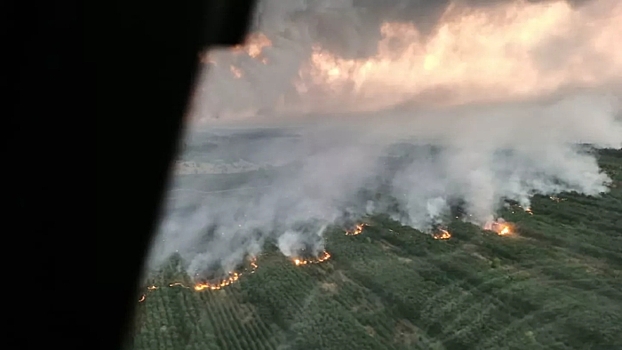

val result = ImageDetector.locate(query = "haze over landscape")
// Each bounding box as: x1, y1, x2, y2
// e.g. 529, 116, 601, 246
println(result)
152, 0, 621, 274
131, 1, 622, 349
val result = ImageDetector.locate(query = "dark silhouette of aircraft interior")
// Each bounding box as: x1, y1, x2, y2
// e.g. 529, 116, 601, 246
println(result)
96, 1, 258, 348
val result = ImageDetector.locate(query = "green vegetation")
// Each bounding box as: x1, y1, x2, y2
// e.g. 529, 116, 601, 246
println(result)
130, 149, 622, 350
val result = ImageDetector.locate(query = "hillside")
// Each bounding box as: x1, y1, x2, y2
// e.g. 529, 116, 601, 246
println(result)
129, 149, 622, 350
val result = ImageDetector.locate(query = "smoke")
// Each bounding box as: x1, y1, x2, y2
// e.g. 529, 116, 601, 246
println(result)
147, 0, 622, 276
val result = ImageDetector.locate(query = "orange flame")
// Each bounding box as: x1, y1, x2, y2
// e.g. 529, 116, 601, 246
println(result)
499, 226, 511, 235
292, 250, 331, 266
193, 272, 241, 291
345, 223, 367, 236
433, 229, 452, 240
485, 220, 514, 236
137, 258, 259, 301
250, 259, 258, 272
193, 257, 259, 291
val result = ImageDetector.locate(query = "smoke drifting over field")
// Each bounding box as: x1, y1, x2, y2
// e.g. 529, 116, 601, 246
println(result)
148, 0, 622, 276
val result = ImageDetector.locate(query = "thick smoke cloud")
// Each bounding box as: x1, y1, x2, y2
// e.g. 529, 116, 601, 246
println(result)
253, 0, 595, 59
147, 0, 622, 277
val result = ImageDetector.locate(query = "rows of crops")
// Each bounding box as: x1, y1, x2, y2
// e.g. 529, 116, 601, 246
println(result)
129, 149, 622, 350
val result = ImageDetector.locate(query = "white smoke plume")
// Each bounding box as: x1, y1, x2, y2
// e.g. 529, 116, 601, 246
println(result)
147, 0, 622, 276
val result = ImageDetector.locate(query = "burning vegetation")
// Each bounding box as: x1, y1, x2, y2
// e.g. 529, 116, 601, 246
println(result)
485, 220, 514, 236
193, 271, 243, 291
133, 145, 622, 350
432, 228, 452, 240
138, 257, 259, 302
345, 223, 367, 236
193, 257, 259, 291
292, 250, 331, 266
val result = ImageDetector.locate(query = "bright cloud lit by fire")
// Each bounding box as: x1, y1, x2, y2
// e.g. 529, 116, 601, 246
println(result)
297, 0, 622, 110
197, 0, 622, 118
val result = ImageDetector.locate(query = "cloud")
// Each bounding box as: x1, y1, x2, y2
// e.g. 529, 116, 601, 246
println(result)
146, 0, 622, 276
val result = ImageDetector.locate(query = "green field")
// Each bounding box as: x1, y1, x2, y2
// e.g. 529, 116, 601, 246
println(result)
129, 149, 622, 350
